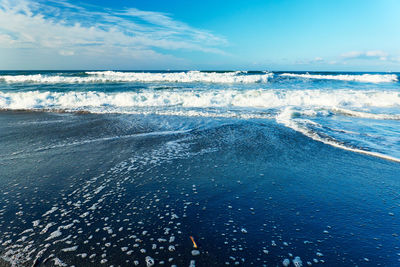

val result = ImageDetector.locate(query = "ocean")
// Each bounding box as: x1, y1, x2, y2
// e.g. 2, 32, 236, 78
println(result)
0, 71, 399, 266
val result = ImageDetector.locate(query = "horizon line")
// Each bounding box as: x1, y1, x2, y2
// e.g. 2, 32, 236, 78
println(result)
0, 69, 398, 73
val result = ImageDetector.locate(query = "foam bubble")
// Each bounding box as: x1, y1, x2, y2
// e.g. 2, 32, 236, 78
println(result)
45, 230, 62, 241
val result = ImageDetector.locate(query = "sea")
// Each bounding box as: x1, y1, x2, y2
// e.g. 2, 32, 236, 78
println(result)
0, 70, 399, 266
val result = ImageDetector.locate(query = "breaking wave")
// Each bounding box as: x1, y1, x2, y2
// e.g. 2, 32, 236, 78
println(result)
276, 107, 400, 163
331, 108, 400, 120
1, 89, 399, 112
280, 73, 398, 83
1, 71, 397, 84
0, 71, 273, 84
1, 85, 399, 162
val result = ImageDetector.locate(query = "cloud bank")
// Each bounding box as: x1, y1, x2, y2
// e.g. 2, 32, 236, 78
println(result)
0, 0, 227, 69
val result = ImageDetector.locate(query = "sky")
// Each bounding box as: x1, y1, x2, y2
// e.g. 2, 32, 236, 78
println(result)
0, 0, 400, 71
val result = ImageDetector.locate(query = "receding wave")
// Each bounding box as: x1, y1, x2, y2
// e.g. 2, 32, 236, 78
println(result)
0, 71, 273, 84
276, 108, 400, 163
332, 108, 400, 120
280, 73, 398, 83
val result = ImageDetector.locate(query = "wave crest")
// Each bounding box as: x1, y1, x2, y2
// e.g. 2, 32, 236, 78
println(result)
1, 89, 399, 113
1, 71, 397, 84
0, 71, 273, 84
280, 73, 398, 83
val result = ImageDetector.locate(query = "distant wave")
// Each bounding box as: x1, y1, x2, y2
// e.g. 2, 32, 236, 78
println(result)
280, 73, 398, 83
1, 89, 399, 114
1, 71, 397, 84
0, 71, 273, 84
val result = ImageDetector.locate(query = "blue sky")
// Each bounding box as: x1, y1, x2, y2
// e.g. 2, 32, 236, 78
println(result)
0, 0, 399, 70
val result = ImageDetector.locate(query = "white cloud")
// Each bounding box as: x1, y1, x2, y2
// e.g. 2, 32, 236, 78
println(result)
365, 50, 387, 57
0, 0, 227, 69
292, 50, 400, 67
341, 50, 389, 61
59, 50, 74, 56
0, 33, 15, 46
294, 57, 325, 65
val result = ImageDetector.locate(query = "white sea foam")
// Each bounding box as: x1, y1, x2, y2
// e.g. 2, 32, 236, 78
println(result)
61, 246, 78, 252
42, 206, 58, 217
280, 73, 398, 83
45, 230, 62, 241
332, 108, 400, 120
1, 71, 396, 84
0, 71, 273, 84
1, 87, 399, 161
0, 89, 398, 112
276, 107, 400, 163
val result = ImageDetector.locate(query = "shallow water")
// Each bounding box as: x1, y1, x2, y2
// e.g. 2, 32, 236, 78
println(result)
1, 70, 399, 161
0, 111, 399, 266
